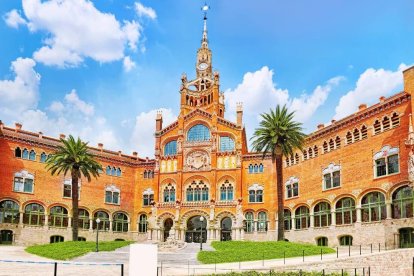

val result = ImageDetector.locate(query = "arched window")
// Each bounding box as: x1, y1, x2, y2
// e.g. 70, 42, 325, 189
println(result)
49, 206, 68, 228
259, 164, 264, 173
22, 148, 29, 159
245, 212, 254, 232
353, 128, 360, 142
202, 185, 209, 201
78, 209, 90, 229
220, 136, 235, 152
295, 153, 299, 164
106, 166, 111, 175
15, 147, 22, 158
105, 185, 120, 205
254, 164, 259, 173
335, 136, 341, 149
313, 145, 318, 157
374, 146, 399, 177
164, 140, 177, 156
219, 180, 233, 201
373, 120, 381, 134
163, 184, 176, 203
314, 202, 331, 227
286, 157, 290, 167
138, 214, 147, 233
29, 150, 36, 161
50, 235, 64, 243
257, 212, 268, 232
339, 235, 353, 246
317, 237, 328, 246
0, 200, 19, 224
187, 124, 210, 142
143, 170, 148, 178
285, 177, 299, 199
248, 184, 263, 203
323, 163, 341, 190
303, 150, 308, 160
391, 112, 400, 128
335, 197, 356, 225
186, 181, 208, 202
329, 139, 334, 151
113, 213, 128, 232
361, 192, 386, 222
361, 125, 368, 139
284, 209, 292, 231
143, 188, 154, 206
295, 206, 309, 230
346, 132, 352, 144
93, 211, 110, 231
13, 170, 34, 193
308, 147, 313, 158
40, 152, 47, 163
63, 179, 81, 198
392, 186, 414, 219
23, 203, 45, 226
248, 164, 253, 174
323, 141, 328, 153
116, 168, 122, 177
111, 167, 116, 176
382, 116, 390, 131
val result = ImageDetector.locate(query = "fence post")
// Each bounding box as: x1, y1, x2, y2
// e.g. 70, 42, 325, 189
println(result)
302, 250, 305, 262
354, 268, 357, 276
348, 245, 351, 256
54, 262, 57, 276
299, 269, 302, 276
341, 268, 344, 276
160, 261, 162, 276
322, 269, 325, 276
385, 242, 387, 250
363, 267, 365, 276
262, 252, 264, 266
121, 264, 124, 276
412, 257, 414, 276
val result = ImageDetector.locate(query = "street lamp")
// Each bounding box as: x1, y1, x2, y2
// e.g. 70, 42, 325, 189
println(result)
95, 218, 101, 252
199, 216, 204, 251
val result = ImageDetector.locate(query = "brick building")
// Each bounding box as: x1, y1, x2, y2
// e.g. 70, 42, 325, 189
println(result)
1, 14, 414, 248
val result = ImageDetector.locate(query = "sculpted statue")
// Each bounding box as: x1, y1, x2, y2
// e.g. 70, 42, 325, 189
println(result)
409, 150, 414, 181
235, 203, 246, 228
148, 212, 157, 229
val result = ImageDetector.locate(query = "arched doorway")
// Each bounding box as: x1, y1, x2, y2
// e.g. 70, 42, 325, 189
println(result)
220, 217, 232, 241
185, 216, 207, 243
0, 230, 13, 244
399, 227, 414, 248
163, 218, 174, 242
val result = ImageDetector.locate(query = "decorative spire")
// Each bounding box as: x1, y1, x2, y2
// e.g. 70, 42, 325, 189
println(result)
201, 3, 209, 48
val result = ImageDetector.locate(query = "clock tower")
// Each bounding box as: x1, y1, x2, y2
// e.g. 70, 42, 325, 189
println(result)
196, 14, 213, 79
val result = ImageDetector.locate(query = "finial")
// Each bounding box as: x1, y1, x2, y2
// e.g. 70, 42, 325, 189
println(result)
201, 3, 210, 47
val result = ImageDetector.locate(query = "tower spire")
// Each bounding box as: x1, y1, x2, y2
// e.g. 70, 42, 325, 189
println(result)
201, 3, 209, 48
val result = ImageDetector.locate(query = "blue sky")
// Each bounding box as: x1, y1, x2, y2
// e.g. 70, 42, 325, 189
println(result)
0, 0, 413, 157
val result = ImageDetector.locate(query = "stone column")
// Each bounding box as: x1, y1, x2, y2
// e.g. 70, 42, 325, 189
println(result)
44, 211, 49, 228
19, 212, 23, 226
331, 210, 336, 226
254, 220, 258, 234
291, 215, 296, 230
109, 219, 113, 232
386, 200, 392, 219
309, 212, 314, 228
68, 216, 72, 228
181, 229, 185, 241
89, 219, 93, 231
241, 228, 245, 240
156, 229, 160, 241
356, 205, 362, 223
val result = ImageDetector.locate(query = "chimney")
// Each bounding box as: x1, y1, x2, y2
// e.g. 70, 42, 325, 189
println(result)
317, 123, 324, 130
15, 123, 22, 132
379, 96, 386, 103
59, 134, 66, 139
98, 143, 103, 151
155, 111, 163, 131
236, 102, 243, 127
132, 152, 138, 158
38, 132, 43, 138
146, 157, 149, 162
358, 104, 367, 111
118, 151, 122, 156
0, 120, 4, 130
331, 119, 336, 124
403, 66, 414, 94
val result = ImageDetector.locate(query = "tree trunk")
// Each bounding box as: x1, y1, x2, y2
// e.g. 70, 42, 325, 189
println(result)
275, 153, 285, 241
71, 170, 79, 241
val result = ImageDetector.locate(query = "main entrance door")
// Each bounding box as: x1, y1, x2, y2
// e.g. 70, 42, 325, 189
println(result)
220, 217, 232, 241
0, 230, 13, 244
163, 218, 173, 242
399, 227, 414, 248
185, 216, 207, 243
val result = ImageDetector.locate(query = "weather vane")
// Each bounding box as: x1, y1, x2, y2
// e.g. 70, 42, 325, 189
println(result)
202, 2, 210, 19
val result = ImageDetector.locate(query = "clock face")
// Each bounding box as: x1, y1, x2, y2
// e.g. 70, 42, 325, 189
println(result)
198, 62, 208, 70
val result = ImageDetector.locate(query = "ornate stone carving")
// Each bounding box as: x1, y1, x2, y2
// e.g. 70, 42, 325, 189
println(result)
328, 194, 336, 202
185, 150, 210, 171
352, 189, 362, 196
381, 182, 390, 191
235, 203, 245, 228
306, 199, 314, 206
409, 150, 414, 182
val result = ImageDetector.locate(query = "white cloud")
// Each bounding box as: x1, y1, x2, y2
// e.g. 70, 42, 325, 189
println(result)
49, 101, 64, 113
135, 2, 157, 20
3, 9, 27, 28
130, 108, 176, 157
334, 64, 407, 120
0, 58, 40, 121
225, 66, 342, 143
64, 89, 94, 116
11, 0, 145, 67
123, 56, 136, 72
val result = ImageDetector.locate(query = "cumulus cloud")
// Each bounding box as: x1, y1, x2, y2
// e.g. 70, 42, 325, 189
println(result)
130, 108, 176, 157
0, 57, 40, 121
3, 9, 27, 28
64, 89, 94, 116
225, 66, 342, 140
6, 0, 148, 68
135, 2, 157, 20
333, 64, 408, 120
123, 56, 136, 72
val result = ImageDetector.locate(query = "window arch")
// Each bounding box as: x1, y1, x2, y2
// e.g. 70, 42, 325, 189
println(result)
361, 192, 386, 222
361, 125, 368, 139
335, 136, 341, 148
116, 168, 122, 177
374, 146, 399, 177
323, 141, 328, 153
317, 237, 328, 246
106, 166, 111, 175
220, 136, 235, 152
143, 188, 154, 206
339, 235, 353, 246
40, 152, 47, 163
346, 132, 352, 144
259, 163, 264, 172
187, 124, 210, 141
323, 163, 341, 190
78, 209, 90, 229
248, 164, 253, 173
93, 211, 110, 230
105, 185, 120, 205
329, 139, 334, 151
163, 184, 176, 203
219, 180, 233, 201
29, 150, 36, 161
13, 170, 34, 193
335, 197, 356, 225
382, 116, 390, 131
373, 120, 381, 134
15, 147, 22, 158
295, 206, 309, 230
284, 209, 292, 231
248, 184, 263, 203
314, 202, 331, 227
186, 181, 209, 202
313, 145, 318, 157
113, 212, 128, 232
0, 200, 19, 224
257, 211, 268, 232
111, 167, 116, 176
164, 140, 177, 156
245, 212, 254, 232
23, 203, 45, 226
22, 148, 29, 159
391, 112, 400, 127
353, 128, 360, 142
392, 186, 413, 219
138, 214, 147, 233
285, 177, 299, 199
49, 206, 68, 227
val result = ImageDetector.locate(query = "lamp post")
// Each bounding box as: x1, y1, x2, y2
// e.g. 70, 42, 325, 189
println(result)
199, 216, 204, 251
95, 218, 101, 252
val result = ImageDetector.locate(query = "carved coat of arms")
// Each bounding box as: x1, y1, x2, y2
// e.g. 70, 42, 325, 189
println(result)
186, 151, 210, 170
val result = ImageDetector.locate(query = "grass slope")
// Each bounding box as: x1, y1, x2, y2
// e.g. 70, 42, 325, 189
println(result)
198, 241, 335, 264
25, 240, 133, 260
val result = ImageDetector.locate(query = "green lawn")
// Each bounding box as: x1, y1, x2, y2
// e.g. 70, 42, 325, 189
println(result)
25, 240, 133, 260
198, 241, 335, 264
204, 272, 344, 276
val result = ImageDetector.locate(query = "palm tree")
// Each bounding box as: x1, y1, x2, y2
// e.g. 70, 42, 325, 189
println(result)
46, 135, 102, 241
251, 105, 306, 241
